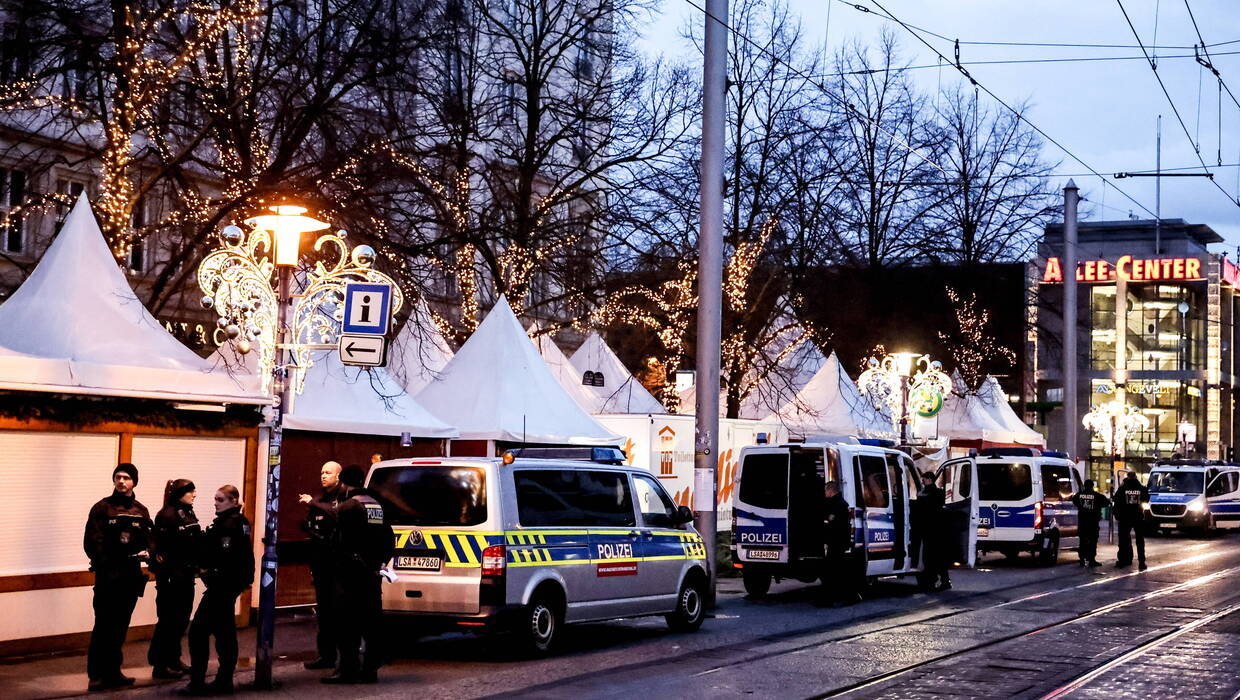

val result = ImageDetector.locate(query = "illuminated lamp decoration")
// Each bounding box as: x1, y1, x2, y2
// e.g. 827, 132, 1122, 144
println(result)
1081, 400, 1149, 457
859, 352, 951, 443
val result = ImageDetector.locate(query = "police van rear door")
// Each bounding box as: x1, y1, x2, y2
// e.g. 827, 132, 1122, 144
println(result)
734, 448, 791, 564
940, 458, 979, 568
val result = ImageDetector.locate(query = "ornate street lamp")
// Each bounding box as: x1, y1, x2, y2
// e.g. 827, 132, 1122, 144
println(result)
859, 351, 951, 445
197, 204, 403, 689
1082, 399, 1149, 474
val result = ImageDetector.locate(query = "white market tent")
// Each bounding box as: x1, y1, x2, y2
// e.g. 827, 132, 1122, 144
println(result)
677, 337, 826, 420
0, 194, 266, 404
387, 298, 455, 395
529, 323, 604, 413
569, 331, 666, 415
769, 351, 894, 438
977, 376, 1045, 446
935, 372, 1017, 445
416, 296, 621, 445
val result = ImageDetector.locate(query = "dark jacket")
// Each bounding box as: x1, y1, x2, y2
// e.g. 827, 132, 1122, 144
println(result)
823, 492, 851, 551
84, 491, 153, 587
333, 488, 395, 572
916, 483, 946, 529
1112, 478, 1149, 522
303, 485, 347, 565
1071, 490, 1110, 525
200, 507, 255, 594
150, 503, 201, 579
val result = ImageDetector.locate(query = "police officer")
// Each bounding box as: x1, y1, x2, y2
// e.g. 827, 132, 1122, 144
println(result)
1070, 479, 1109, 568
148, 479, 201, 679
917, 471, 950, 591
323, 466, 394, 684
1113, 471, 1149, 571
186, 486, 254, 696
298, 461, 346, 671
84, 462, 153, 691
819, 480, 859, 606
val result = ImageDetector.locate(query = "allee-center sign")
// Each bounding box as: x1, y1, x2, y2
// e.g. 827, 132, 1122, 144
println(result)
1041, 255, 1203, 283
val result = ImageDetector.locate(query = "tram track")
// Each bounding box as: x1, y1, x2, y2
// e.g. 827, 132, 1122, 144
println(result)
814, 566, 1240, 698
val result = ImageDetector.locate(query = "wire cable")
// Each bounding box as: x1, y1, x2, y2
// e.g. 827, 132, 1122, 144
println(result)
854, 0, 1159, 219
1115, 0, 1237, 207
1183, 1, 1240, 113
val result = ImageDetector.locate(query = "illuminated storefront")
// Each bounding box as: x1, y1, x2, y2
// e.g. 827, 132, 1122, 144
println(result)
1031, 219, 1238, 487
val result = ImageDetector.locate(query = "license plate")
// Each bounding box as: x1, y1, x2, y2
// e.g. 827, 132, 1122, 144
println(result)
394, 556, 441, 571
745, 548, 781, 560
977, 528, 990, 538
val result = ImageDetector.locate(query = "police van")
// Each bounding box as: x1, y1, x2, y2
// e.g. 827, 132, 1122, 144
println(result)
365, 453, 709, 654
731, 438, 979, 596
1147, 461, 1240, 534
951, 449, 1081, 564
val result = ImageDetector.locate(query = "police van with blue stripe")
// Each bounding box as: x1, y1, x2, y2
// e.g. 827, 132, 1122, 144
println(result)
365, 450, 708, 653
732, 438, 979, 596
962, 448, 1082, 564
1147, 461, 1240, 534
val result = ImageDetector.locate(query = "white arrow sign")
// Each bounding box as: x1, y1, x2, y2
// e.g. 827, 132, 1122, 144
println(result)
339, 333, 387, 367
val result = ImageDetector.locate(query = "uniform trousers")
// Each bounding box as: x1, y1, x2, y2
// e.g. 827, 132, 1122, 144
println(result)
188, 588, 241, 684
88, 576, 142, 681
148, 575, 195, 668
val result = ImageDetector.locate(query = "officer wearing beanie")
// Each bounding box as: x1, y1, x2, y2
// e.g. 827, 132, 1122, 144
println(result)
84, 463, 153, 691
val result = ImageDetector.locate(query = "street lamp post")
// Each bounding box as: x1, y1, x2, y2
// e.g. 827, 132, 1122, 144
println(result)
198, 204, 402, 690
859, 352, 951, 445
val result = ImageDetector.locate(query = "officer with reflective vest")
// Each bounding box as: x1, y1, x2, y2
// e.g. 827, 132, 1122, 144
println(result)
185, 485, 254, 696
322, 466, 394, 684
1070, 479, 1109, 568
298, 461, 347, 671
84, 462, 153, 692
1113, 472, 1149, 571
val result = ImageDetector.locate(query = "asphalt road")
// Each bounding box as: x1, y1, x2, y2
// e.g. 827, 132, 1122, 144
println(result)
6, 530, 1239, 700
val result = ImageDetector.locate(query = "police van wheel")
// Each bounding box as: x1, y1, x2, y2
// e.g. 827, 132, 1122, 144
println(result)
520, 593, 562, 655
1038, 534, 1060, 566
742, 569, 771, 598
666, 576, 706, 632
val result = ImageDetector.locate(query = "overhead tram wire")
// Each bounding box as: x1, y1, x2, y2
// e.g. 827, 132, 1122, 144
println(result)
678, 0, 949, 176
1114, 0, 1237, 207
852, 0, 1159, 220
814, 49, 1240, 81
1183, 1, 1240, 116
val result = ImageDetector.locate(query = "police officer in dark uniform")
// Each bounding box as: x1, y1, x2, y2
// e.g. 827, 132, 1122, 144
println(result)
819, 480, 859, 606
298, 461, 346, 671
1113, 472, 1149, 570
84, 462, 153, 691
322, 466, 394, 684
148, 479, 201, 678
917, 471, 950, 591
186, 485, 254, 696
1070, 479, 1109, 568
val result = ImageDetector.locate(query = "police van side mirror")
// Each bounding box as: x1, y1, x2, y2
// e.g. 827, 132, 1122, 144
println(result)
674, 505, 694, 525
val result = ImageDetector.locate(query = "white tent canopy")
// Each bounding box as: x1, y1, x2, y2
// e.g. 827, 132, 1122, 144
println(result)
388, 298, 455, 395
569, 331, 666, 415
416, 296, 621, 444
769, 352, 894, 438
935, 372, 1016, 444
0, 194, 266, 404
977, 376, 1045, 446
678, 337, 826, 420
207, 344, 455, 438
529, 323, 603, 413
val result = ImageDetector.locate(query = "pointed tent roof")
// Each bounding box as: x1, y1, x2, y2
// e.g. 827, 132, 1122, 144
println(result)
0, 194, 266, 403
769, 352, 894, 438
740, 338, 828, 419
977, 377, 1045, 446
388, 299, 455, 395
935, 372, 1016, 444
529, 323, 603, 413
416, 296, 621, 444
206, 344, 455, 437
570, 331, 666, 414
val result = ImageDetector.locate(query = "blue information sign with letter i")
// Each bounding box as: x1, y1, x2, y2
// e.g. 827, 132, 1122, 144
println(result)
342, 282, 392, 335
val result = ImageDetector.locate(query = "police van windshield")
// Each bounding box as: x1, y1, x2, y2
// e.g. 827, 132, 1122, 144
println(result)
1147, 471, 1204, 494
977, 462, 1033, 501
368, 466, 487, 526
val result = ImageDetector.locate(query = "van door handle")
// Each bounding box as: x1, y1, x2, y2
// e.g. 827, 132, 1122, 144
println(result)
628, 530, 641, 539
641, 530, 654, 539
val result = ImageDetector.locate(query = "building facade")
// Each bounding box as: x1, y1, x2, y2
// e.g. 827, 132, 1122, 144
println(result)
1032, 218, 1240, 487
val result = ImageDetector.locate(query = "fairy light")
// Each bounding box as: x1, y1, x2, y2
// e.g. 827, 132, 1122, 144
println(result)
1083, 399, 1149, 457
939, 286, 1016, 393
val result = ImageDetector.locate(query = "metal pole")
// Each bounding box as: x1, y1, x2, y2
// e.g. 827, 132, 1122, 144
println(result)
899, 375, 910, 446
695, 0, 727, 608
1063, 180, 1079, 460
253, 266, 291, 689
1155, 115, 1162, 255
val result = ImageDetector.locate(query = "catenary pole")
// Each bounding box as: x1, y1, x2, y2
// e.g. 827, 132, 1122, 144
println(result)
1063, 180, 1079, 461
695, 0, 727, 608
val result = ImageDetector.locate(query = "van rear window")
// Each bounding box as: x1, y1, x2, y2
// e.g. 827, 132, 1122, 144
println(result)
977, 462, 1033, 502
738, 454, 789, 510
368, 466, 487, 526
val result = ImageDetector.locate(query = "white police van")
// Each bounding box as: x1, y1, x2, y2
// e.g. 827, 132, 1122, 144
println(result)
950, 448, 1082, 564
365, 451, 709, 654
1147, 461, 1240, 534
732, 438, 978, 596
